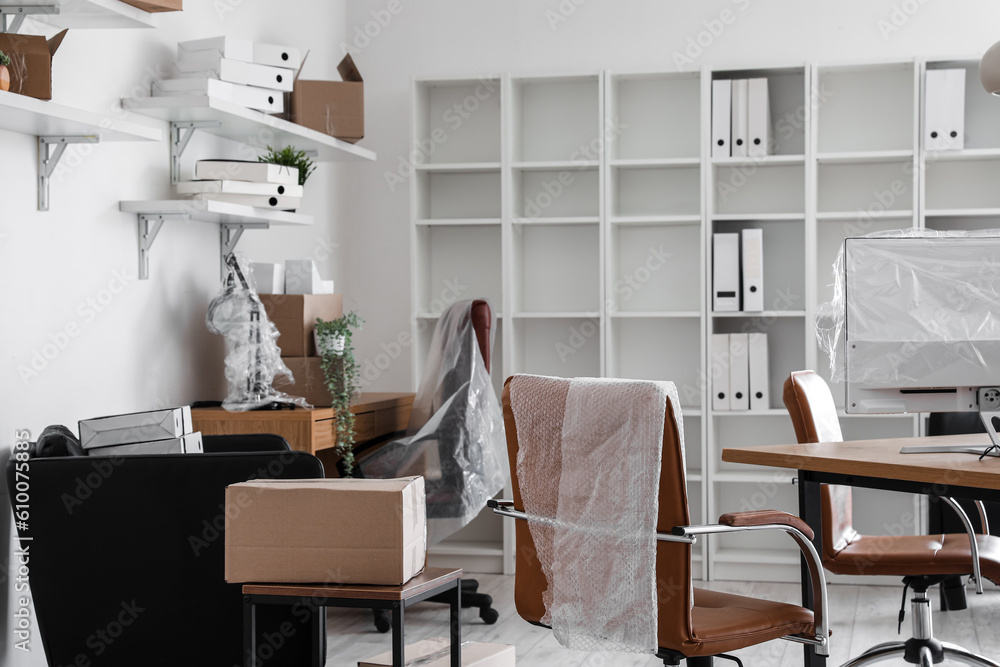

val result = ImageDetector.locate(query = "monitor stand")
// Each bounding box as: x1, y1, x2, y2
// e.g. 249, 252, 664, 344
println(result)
900, 388, 1000, 458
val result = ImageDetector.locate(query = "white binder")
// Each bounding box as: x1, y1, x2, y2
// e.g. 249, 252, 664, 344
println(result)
712, 334, 731, 412
712, 79, 732, 158
945, 68, 966, 150
925, 69, 965, 151
729, 333, 750, 411
178, 36, 302, 69
713, 233, 740, 311
748, 333, 770, 411
741, 228, 764, 312
747, 78, 771, 157
174, 54, 295, 93
731, 79, 749, 158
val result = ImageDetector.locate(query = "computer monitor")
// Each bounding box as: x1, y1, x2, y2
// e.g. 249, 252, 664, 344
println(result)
840, 233, 1000, 453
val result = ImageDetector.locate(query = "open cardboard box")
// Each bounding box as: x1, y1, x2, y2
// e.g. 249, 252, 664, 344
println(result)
287, 53, 364, 143
0, 30, 67, 100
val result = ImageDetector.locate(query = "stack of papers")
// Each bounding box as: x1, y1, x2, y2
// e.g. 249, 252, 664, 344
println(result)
150, 36, 302, 114
178, 159, 303, 210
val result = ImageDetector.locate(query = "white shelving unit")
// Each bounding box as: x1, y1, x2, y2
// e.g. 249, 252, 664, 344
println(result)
0, 0, 157, 31
411, 57, 995, 581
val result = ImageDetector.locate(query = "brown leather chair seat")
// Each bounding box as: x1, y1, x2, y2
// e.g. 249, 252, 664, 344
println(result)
827, 532, 1000, 580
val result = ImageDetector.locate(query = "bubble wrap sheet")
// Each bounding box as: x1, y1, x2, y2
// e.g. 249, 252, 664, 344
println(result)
509, 374, 684, 654
816, 228, 1000, 386
358, 300, 507, 544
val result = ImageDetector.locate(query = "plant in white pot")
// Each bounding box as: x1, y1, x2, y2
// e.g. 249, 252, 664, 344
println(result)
314, 311, 363, 476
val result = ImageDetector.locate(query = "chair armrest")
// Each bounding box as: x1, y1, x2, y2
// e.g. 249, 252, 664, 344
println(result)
718, 510, 815, 541
939, 496, 985, 594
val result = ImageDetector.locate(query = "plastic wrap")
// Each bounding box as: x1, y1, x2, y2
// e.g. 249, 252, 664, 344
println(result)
358, 300, 506, 544
508, 374, 682, 655
206, 255, 310, 411
817, 228, 1000, 387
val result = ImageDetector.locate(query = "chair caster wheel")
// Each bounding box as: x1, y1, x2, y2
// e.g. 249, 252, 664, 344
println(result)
480, 607, 499, 624
374, 614, 392, 633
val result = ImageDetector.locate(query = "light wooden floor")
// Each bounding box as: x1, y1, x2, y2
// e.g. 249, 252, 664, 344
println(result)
324, 576, 1000, 666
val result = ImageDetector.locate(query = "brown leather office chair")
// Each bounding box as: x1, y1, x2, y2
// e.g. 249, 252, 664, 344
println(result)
491, 375, 830, 666
783, 370, 1000, 667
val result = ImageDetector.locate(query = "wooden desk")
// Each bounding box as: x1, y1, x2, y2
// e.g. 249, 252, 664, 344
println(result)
243, 567, 462, 667
192, 392, 415, 458
722, 433, 1000, 667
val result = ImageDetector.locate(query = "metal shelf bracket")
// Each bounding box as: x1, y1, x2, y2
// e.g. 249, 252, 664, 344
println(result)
1, 5, 59, 33
220, 222, 268, 278
171, 121, 222, 184
38, 135, 99, 211
138, 213, 187, 280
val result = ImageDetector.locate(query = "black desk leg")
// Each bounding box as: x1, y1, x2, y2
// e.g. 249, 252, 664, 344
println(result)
244, 596, 256, 667
311, 604, 324, 667
798, 473, 826, 667
451, 580, 462, 667
392, 602, 405, 667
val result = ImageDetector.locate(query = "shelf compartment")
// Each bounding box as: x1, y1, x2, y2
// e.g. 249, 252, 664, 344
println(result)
415, 225, 502, 315
416, 169, 501, 220
610, 223, 701, 312
511, 75, 600, 163
511, 316, 601, 379
413, 78, 501, 164
926, 61, 1000, 151
816, 61, 915, 153
123, 95, 375, 162
608, 317, 702, 409
513, 167, 599, 220
0, 90, 162, 141
2, 0, 157, 29
512, 223, 600, 313
713, 417, 799, 474
925, 158, 1000, 210
712, 164, 804, 216
712, 317, 805, 411
609, 71, 701, 161
817, 159, 914, 215
711, 67, 807, 156
610, 164, 700, 218
711, 219, 806, 312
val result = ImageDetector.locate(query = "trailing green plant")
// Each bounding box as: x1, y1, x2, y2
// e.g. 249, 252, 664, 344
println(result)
258, 145, 316, 186
0, 51, 9, 67
315, 311, 364, 476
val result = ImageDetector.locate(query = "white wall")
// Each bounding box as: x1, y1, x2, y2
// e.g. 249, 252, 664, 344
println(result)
345, 0, 1000, 395
0, 2, 349, 665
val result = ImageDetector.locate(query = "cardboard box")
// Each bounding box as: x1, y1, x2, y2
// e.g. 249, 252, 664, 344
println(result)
289, 54, 364, 143
258, 294, 343, 357
273, 357, 332, 406
119, 0, 182, 12
87, 432, 203, 457
225, 477, 426, 585
359, 639, 515, 667
0, 30, 67, 101
79, 406, 193, 450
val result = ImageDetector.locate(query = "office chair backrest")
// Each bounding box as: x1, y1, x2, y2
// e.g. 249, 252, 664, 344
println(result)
501, 376, 694, 648
783, 370, 856, 561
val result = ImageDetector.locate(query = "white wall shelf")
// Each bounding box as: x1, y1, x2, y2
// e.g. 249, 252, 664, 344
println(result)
816, 149, 914, 164
124, 96, 376, 163
512, 216, 599, 225
415, 162, 502, 172
610, 311, 701, 318
610, 214, 701, 225
711, 155, 806, 166
0, 0, 157, 31
710, 213, 804, 221
415, 218, 502, 226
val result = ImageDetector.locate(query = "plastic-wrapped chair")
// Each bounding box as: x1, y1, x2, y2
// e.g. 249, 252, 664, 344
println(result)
358, 299, 506, 631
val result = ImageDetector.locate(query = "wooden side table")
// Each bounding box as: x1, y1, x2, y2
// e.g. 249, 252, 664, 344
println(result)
242, 567, 462, 667
192, 392, 415, 458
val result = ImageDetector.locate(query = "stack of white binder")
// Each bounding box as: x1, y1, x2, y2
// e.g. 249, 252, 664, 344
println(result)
150, 36, 302, 115
177, 160, 302, 210
711, 77, 771, 158
79, 406, 203, 456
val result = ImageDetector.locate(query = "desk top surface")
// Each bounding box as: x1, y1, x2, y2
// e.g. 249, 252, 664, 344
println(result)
192, 392, 415, 420
242, 567, 462, 601
722, 433, 1000, 491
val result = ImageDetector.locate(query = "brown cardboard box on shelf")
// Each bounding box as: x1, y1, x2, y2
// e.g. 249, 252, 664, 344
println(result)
289, 54, 363, 143
259, 294, 343, 357
273, 357, 330, 406
118, 0, 182, 11
359, 638, 515, 667
225, 477, 426, 585
0, 30, 67, 100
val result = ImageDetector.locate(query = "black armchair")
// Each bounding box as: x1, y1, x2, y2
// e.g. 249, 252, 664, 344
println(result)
6, 434, 327, 667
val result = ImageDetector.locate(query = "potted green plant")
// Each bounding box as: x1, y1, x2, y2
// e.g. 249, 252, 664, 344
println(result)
315, 311, 364, 476
0, 50, 10, 93
258, 145, 316, 186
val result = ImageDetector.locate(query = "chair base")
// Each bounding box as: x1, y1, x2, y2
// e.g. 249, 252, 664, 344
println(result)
657, 650, 744, 666
839, 640, 999, 667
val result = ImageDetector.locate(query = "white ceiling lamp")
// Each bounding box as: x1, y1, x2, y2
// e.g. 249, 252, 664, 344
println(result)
980, 39, 1000, 94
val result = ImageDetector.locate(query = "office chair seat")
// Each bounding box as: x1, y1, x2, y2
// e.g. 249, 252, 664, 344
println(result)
683, 588, 815, 656
826, 532, 1000, 580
